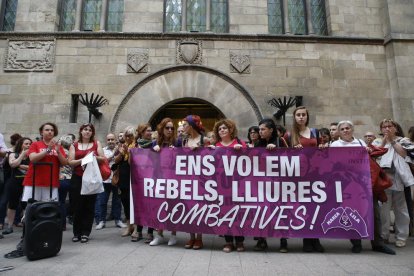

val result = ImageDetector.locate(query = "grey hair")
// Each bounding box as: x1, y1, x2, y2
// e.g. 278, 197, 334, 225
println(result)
337, 120, 354, 131
124, 126, 136, 136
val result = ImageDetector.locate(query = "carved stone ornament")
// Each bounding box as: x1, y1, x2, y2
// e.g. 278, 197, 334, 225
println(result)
230, 52, 251, 74
4, 40, 55, 72
176, 39, 202, 65
127, 48, 149, 73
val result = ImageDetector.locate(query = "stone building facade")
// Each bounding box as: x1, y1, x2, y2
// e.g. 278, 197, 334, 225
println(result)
0, 0, 413, 141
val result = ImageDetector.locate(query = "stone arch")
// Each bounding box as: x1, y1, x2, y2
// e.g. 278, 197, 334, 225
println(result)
110, 65, 263, 135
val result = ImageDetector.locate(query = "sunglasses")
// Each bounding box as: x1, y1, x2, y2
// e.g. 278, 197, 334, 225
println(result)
165, 126, 174, 130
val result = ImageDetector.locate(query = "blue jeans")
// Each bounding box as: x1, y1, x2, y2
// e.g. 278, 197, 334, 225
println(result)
95, 182, 121, 223
58, 179, 71, 226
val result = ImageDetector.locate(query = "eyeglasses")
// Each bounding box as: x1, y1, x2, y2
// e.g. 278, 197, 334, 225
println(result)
364, 135, 374, 138
250, 132, 258, 134
165, 126, 174, 130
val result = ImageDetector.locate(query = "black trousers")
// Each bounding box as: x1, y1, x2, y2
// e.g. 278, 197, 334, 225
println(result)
225, 235, 244, 243
70, 174, 97, 237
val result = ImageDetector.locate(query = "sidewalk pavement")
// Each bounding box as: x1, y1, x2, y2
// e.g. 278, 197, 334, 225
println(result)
1, 223, 414, 276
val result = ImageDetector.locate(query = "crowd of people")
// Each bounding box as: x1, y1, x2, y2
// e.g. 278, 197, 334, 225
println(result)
1, 106, 414, 257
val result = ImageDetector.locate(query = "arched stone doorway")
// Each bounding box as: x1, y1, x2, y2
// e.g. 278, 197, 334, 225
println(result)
110, 65, 263, 137
149, 98, 225, 131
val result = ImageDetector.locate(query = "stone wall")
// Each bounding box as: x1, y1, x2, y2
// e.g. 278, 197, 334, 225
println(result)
327, 0, 384, 38
14, 0, 58, 32
0, 35, 391, 140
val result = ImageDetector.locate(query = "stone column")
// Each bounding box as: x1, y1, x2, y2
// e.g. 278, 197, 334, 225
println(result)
99, 0, 109, 31
206, 0, 211, 32
283, 0, 290, 34
73, 0, 83, 31
305, 0, 314, 34
181, 0, 187, 31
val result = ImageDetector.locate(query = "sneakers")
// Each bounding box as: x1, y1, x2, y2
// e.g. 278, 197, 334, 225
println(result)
95, 221, 105, 230
395, 240, 406, 248
279, 238, 288, 253
149, 235, 165, 246
168, 235, 177, 246
2, 228, 13, 235
115, 220, 127, 228
236, 242, 245, 252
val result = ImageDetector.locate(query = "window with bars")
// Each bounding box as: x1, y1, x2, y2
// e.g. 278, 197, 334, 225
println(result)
164, 0, 228, 33
268, 0, 327, 35
59, 0, 123, 31
1, 0, 18, 31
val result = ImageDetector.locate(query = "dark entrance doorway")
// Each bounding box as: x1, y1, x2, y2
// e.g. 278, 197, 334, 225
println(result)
149, 98, 225, 132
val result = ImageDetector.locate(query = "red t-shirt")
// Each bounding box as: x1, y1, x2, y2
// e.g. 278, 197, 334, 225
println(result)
23, 141, 66, 188
299, 136, 318, 148
216, 139, 247, 148
73, 141, 98, 177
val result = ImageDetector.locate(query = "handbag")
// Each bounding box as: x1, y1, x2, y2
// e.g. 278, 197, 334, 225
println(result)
369, 158, 392, 202
81, 155, 104, 195
99, 158, 111, 181
111, 167, 120, 187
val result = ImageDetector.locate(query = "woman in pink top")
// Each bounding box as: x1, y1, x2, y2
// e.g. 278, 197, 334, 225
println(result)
213, 119, 246, 253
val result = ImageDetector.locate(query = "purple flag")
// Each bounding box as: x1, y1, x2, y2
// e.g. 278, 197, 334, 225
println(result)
130, 147, 373, 239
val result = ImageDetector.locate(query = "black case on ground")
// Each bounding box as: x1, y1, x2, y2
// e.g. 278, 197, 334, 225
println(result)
24, 162, 62, 261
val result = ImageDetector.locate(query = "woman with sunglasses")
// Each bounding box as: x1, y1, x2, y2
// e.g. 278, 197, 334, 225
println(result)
212, 119, 247, 253
68, 123, 105, 243
150, 118, 180, 246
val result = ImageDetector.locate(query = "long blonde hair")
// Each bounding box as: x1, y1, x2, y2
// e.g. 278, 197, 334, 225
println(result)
291, 106, 309, 146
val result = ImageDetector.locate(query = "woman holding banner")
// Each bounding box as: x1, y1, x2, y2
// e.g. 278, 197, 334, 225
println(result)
134, 123, 155, 243
182, 115, 207, 250
331, 120, 395, 255
291, 106, 325, 253
68, 123, 105, 243
256, 118, 289, 252
213, 119, 247, 253
150, 118, 180, 246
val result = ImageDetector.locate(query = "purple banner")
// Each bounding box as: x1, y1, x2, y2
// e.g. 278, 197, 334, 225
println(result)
130, 147, 373, 239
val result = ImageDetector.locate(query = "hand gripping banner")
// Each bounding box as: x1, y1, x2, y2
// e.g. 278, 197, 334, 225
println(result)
130, 147, 373, 239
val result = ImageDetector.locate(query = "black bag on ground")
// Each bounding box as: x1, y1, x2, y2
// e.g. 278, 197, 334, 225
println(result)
24, 162, 62, 261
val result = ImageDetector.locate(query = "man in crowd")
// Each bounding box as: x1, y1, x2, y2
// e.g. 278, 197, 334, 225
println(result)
95, 133, 126, 229
364, 132, 376, 146
329, 122, 339, 143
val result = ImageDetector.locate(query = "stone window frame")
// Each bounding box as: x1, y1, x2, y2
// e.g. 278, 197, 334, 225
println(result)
58, 0, 123, 32
163, 0, 229, 33
0, 0, 18, 31
268, 0, 328, 36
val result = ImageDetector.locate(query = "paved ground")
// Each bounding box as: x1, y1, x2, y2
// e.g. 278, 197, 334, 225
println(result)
1, 223, 414, 276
